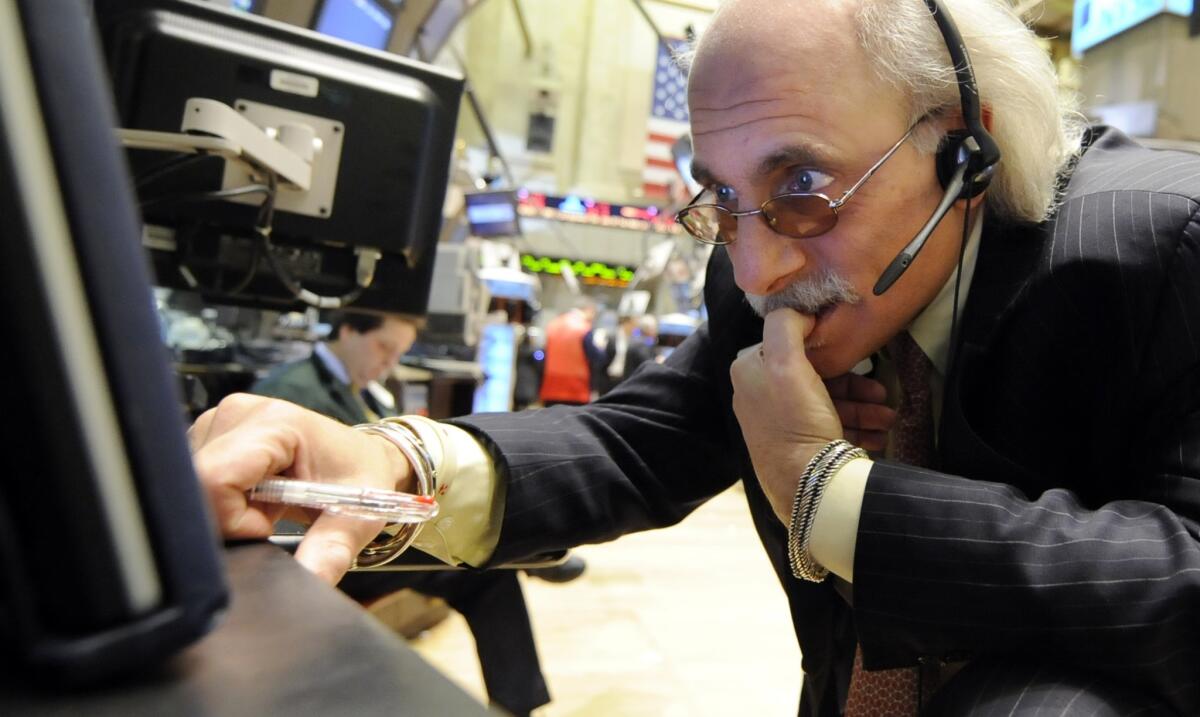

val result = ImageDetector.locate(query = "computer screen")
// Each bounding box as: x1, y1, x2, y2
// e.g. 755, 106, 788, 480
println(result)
313, 0, 397, 51
0, 0, 226, 684
472, 322, 517, 413
1072, 0, 1194, 54
97, 0, 462, 316
465, 190, 521, 238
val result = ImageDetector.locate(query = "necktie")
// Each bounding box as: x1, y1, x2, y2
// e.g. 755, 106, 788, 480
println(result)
350, 383, 381, 423
842, 331, 933, 717
886, 330, 936, 468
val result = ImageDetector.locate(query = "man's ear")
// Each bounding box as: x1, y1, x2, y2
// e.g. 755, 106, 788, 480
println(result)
931, 104, 993, 134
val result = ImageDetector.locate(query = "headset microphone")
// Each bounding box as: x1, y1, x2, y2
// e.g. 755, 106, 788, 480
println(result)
871, 0, 1001, 296
873, 157, 969, 295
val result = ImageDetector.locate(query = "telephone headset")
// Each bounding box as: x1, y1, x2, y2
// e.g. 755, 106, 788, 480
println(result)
872, 0, 1002, 296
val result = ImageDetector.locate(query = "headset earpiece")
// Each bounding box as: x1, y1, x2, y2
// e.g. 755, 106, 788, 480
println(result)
872, 0, 1002, 295
936, 129, 994, 200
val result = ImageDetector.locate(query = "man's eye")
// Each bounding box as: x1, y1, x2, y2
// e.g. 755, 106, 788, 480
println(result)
713, 185, 737, 207
784, 169, 834, 194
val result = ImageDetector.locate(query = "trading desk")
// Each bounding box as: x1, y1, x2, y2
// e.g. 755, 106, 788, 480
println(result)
0, 543, 493, 716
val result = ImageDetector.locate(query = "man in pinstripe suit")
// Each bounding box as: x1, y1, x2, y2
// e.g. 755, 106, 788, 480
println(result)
191, 0, 1200, 714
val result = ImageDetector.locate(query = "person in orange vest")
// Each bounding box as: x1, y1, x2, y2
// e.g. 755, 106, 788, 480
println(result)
538, 297, 598, 406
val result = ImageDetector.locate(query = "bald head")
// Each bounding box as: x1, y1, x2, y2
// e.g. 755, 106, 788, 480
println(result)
691, 0, 900, 131
686, 0, 906, 191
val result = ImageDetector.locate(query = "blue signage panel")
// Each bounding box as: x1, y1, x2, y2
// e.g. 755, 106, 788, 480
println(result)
1073, 0, 1194, 54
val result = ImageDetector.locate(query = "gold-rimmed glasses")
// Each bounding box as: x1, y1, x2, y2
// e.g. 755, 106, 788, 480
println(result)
675, 124, 918, 245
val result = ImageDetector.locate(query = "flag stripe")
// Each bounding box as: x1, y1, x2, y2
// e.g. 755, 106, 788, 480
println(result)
643, 166, 679, 186
644, 38, 691, 200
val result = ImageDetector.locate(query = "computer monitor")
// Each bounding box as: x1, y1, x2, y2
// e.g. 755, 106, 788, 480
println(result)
0, 0, 226, 685
465, 189, 521, 238
313, 0, 400, 51
96, 0, 463, 316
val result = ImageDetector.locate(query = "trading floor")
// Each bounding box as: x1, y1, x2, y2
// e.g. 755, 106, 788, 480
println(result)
410, 486, 802, 717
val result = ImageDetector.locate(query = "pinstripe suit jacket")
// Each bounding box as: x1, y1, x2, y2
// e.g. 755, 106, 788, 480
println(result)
453, 127, 1200, 716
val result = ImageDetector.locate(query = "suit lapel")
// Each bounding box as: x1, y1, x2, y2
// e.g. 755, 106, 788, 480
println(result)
939, 215, 1046, 482
308, 353, 367, 425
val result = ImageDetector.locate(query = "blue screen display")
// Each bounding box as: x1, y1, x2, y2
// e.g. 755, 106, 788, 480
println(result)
1073, 0, 1194, 54
315, 0, 395, 51
473, 323, 517, 414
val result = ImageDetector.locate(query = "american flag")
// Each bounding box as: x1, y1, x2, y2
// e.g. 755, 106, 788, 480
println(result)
643, 38, 690, 201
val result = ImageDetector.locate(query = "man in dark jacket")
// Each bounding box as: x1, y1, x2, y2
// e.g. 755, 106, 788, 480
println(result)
193, 1, 1200, 713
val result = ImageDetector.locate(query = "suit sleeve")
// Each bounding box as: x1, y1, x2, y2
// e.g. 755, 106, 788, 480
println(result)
851, 206, 1200, 714
448, 321, 741, 566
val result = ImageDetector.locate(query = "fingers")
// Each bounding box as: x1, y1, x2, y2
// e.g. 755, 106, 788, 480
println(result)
827, 373, 894, 452
825, 373, 887, 404
188, 406, 217, 453
832, 399, 896, 434
843, 428, 889, 452
294, 512, 386, 585
191, 412, 302, 538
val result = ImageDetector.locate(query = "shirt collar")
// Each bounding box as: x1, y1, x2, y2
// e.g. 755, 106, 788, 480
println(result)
907, 210, 984, 376
313, 341, 351, 386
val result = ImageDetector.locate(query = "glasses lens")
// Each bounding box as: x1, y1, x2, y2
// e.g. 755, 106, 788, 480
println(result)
764, 194, 838, 238
679, 205, 736, 245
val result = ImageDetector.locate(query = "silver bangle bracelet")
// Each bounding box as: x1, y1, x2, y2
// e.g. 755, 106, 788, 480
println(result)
372, 419, 439, 496
787, 439, 867, 583
350, 421, 439, 568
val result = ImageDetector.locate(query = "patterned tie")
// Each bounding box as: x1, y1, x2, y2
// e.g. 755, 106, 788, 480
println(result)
886, 330, 936, 468
350, 383, 381, 423
842, 331, 932, 717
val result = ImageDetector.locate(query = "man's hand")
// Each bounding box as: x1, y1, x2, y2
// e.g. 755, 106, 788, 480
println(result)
189, 394, 412, 584
824, 373, 895, 452
730, 309, 844, 523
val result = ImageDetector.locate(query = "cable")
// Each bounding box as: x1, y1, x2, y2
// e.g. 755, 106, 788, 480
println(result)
254, 171, 368, 309
173, 220, 260, 296
140, 183, 271, 210
146, 167, 373, 308
135, 151, 222, 189
947, 193, 973, 373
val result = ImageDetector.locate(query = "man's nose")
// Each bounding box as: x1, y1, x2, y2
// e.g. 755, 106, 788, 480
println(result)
727, 212, 809, 296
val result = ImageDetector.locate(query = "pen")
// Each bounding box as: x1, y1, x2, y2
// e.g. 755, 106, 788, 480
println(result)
248, 478, 438, 523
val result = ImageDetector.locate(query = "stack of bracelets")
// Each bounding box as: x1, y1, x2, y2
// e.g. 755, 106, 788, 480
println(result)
351, 417, 439, 568
787, 439, 867, 583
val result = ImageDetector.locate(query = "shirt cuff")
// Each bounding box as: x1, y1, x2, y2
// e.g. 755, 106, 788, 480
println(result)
399, 416, 504, 567
808, 456, 872, 582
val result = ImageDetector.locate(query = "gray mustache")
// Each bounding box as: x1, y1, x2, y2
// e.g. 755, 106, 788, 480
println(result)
745, 270, 861, 317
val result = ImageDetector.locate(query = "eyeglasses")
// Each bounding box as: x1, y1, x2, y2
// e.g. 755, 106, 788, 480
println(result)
674, 124, 917, 246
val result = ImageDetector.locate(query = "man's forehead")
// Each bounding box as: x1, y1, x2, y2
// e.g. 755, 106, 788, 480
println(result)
690, 133, 840, 186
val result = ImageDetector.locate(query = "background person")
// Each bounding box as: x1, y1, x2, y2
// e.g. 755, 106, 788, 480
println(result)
538, 297, 598, 406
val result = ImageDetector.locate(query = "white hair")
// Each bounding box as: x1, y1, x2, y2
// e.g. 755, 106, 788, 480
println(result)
681, 0, 1086, 224
854, 0, 1086, 224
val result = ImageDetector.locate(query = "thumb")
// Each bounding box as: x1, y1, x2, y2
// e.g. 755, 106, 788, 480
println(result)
761, 308, 817, 364
294, 512, 386, 585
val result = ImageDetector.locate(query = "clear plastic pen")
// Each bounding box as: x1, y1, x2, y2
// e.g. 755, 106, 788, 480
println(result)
248, 478, 438, 523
